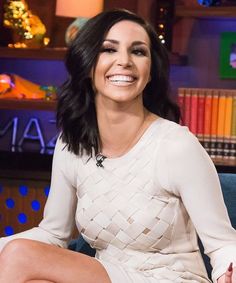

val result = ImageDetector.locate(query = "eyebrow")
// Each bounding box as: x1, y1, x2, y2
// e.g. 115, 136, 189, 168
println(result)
103, 39, 149, 47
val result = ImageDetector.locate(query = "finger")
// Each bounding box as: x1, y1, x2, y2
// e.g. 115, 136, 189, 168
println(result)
225, 263, 233, 283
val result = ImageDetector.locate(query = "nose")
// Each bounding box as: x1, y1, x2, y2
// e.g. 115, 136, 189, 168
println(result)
117, 50, 132, 67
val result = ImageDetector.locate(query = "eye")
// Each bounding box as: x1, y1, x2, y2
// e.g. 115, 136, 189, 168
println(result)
132, 48, 148, 56
100, 46, 116, 53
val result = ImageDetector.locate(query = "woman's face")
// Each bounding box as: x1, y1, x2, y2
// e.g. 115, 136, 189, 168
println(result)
92, 20, 151, 106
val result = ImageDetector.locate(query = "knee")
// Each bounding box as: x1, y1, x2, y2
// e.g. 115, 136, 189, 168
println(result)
0, 239, 34, 266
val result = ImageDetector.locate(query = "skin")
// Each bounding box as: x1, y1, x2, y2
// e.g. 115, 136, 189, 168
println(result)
0, 239, 111, 283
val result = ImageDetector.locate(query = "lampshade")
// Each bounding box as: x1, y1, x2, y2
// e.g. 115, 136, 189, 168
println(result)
56, 0, 104, 18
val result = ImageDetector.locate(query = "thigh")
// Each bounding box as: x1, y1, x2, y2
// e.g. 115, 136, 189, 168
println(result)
1, 239, 111, 283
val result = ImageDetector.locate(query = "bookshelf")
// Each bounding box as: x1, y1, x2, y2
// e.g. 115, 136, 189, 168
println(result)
0, 99, 56, 111
175, 5, 236, 18
178, 87, 236, 168
0, 47, 67, 60
215, 163, 236, 173
174, 4, 236, 170
214, 158, 236, 169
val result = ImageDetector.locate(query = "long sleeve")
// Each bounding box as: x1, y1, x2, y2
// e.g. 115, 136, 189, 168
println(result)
0, 137, 78, 251
162, 127, 236, 282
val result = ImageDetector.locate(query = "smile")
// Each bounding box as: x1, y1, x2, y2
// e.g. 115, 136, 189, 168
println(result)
107, 75, 136, 85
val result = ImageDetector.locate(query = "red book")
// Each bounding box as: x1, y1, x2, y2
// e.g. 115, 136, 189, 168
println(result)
184, 88, 191, 129
210, 89, 219, 159
196, 89, 205, 146
203, 89, 212, 155
178, 88, 185, 125
190, 88, 198, 135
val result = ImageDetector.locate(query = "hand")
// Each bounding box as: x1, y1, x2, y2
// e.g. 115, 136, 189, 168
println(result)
217, 263, 236, 283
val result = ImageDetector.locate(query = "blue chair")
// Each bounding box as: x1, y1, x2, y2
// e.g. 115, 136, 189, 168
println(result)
218, 173, 236, 229
68, 173, 236, 279
68, 234, 95, 256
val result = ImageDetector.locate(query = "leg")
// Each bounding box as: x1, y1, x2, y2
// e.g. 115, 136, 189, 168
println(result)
0, 239, 111, 283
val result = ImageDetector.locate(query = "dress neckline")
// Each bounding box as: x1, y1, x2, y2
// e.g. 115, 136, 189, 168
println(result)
98, 117, 164, 168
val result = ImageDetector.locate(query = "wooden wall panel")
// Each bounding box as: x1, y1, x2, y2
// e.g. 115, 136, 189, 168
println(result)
0, 178, 49, 236
104, 0, 157, 25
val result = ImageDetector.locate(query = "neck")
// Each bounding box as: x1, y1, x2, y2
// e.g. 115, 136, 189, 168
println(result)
97, 108, 151, 158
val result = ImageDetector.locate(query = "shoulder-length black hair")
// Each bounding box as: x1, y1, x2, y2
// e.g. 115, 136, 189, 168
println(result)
57, 8, 180, 157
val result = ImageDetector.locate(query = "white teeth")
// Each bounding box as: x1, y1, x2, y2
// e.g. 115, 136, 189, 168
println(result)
108, 75, 135, 82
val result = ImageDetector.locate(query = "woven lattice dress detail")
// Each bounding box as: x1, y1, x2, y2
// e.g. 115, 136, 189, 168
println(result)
1, 118, 236, 282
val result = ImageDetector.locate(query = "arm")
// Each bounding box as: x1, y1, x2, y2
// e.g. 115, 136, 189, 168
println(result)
164, 127, 236, 283
0, 137, 78, 251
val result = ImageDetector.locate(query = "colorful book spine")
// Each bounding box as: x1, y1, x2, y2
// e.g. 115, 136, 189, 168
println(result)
203, 89, 212, 155
177, 87, 235, 165
210, 89, 219, 159
184, 88, 191, 130
178, 88, 185, 125
196, 89, 205, 146
190, 88, 198, 135
229, 94, 236, 160
223, 90, 233, 159
216, 90, 226, 159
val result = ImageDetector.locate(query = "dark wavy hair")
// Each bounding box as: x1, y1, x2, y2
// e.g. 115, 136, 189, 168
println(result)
57, 9, 180, 156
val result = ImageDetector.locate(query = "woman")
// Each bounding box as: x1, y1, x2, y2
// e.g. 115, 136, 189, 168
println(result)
0, 9, 235, 283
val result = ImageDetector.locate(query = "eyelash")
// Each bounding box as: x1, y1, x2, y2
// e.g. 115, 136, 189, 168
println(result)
100, 46, 148, 56
100, 47, 116, 53
132, 48, 147, 56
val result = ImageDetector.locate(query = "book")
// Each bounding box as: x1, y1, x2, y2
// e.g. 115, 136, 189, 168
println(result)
216, 90, 227, 159
184, 88, 191, 130
223, 90, 233, 159
190, 88, 198, 135
229, 94, 236, 160
196, 89, 205, 146
177, 87, 236, 165
210, 89, 219, 159
203, 89, 212, 155
178, 88, 185, 125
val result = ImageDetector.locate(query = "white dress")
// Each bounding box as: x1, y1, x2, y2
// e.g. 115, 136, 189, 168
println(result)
1, 118, 236, 283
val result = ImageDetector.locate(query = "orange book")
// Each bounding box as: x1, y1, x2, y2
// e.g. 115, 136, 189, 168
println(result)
223, 90, 233, 159
210, 89, 219, 159
178, 88, 185, 125
216, 90, 227, 160
229, 94, 236, 160
196, 89, 205, 146
190, 88, 198, 135
203, 89, 212, 155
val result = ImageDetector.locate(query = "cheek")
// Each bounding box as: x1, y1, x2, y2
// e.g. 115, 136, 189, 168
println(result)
142, 64, 151, 83
93, 60, 108, 81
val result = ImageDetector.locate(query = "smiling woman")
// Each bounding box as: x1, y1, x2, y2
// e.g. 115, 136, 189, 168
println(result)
0, 8, 236, 283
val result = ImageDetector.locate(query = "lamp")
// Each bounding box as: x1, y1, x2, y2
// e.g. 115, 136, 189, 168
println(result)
56, 0, 104, 18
